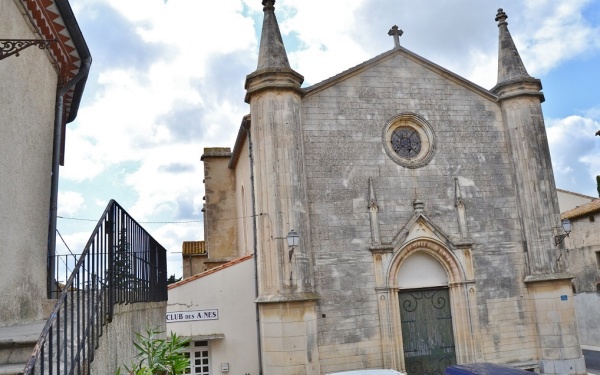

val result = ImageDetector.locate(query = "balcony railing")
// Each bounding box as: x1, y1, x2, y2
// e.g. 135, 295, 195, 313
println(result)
24, 200, 168, 374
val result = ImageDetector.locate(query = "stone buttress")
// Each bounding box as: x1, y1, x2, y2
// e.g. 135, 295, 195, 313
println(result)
244, 1, 320, 373
492, 9, 585, 374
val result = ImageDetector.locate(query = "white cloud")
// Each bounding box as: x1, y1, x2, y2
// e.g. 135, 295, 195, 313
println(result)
58, 191, 86, 216
55, 230, 91, 260
584, 106, 600, 120
516, 0, 600, 76
124, 143, 202, 219
151, 222, 204, 277
547, 115, 600, 194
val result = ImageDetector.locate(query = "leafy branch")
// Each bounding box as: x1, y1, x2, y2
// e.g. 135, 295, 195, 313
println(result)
117, 328, 190, 375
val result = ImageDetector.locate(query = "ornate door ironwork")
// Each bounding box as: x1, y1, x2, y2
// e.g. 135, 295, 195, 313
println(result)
399, 288, 456, 375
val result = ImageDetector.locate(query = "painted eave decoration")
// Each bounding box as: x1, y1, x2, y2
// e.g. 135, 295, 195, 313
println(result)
22, 0, 84, 119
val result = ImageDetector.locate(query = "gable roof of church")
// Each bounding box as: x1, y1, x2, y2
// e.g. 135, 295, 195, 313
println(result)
302, 45, 498, 102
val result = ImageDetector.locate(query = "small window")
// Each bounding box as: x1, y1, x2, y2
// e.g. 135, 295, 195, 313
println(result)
596, 252, 600, 269
590, 215, 595, 222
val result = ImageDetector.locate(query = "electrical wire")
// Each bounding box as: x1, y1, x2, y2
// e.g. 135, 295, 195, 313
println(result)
57, 212, 265, 224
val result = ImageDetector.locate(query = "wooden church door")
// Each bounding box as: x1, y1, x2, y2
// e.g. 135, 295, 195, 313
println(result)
399, 288, 456, 375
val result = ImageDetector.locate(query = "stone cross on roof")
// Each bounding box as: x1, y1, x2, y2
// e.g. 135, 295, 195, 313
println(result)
388, 25, 403, 48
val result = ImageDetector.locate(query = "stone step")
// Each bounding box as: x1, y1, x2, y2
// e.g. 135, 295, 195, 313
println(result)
0, 363, 24, 375
0, 320, 45, 366
0, 363, 25, 375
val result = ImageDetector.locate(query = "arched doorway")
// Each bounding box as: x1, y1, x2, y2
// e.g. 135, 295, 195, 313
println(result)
381, 238, 478, 374
397, 252, 455, 375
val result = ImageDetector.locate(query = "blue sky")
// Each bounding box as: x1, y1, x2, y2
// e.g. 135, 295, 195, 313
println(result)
57, 0, 600, 278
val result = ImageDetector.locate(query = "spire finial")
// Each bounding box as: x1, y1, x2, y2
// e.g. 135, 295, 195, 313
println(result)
413, 199, 425, 213
262, 0, 274, 10
495, 8, 507, 26
388, 25, 403, 48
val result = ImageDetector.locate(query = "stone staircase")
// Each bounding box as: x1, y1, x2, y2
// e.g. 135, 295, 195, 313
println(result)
0, 320, 46, 375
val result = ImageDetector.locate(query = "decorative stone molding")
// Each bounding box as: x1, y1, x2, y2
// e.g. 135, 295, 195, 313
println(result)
382, 112, 436, 168
255, 291, 319, 304
524, 272, 574, 283
375, 237, 479, 370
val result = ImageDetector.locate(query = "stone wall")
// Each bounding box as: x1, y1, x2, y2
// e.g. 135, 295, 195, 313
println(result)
201, 148, 238, 268
564, 210, 600, 347
89, 302, 167, 375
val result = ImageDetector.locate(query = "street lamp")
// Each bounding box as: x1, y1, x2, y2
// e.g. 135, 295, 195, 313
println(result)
286, 229, 299, 261
554, 218, 572, 246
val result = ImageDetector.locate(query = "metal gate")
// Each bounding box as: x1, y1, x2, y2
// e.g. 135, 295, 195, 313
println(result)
399, 288, 456, 375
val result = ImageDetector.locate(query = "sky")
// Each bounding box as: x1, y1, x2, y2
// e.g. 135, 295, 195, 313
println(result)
56, 0, 600, 278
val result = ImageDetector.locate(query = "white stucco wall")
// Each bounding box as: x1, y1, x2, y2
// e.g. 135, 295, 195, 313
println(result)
234, 139, 252, 257
574, 293, 600, 347
557, 190, 596, 212
167, 257, 259, 375
0, 0, 59, 326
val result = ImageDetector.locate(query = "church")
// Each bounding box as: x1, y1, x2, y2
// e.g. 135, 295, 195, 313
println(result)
192, 1, 586, 374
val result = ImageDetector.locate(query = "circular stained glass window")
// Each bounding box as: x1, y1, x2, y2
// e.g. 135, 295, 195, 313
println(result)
383, 113, 435, 168
391, 128, 421, 159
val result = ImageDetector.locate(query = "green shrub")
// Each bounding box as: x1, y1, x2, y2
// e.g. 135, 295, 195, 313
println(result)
117, 328, 190, 375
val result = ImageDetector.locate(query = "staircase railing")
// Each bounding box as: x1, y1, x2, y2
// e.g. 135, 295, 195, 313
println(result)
24, 200, 168, 374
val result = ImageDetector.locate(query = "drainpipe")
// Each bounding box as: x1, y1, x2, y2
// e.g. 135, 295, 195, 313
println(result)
47, 57, 91, 298
46, 0, 92, 298
243, 120, 263, 375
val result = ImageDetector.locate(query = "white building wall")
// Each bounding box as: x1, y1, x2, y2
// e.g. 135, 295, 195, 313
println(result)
557, 190, 596, 212
167, 257, 259, 375
0, 0, 59, 327
234, 140, 252, 257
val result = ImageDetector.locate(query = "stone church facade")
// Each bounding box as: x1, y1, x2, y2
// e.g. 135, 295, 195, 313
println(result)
200, 2, 585, 374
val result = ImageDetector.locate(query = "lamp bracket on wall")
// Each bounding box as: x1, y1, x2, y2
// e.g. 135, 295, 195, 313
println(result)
0, 39, 57, 61
554, 218, 572, 246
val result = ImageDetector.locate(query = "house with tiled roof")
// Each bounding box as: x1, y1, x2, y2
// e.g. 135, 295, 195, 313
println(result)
557, 188, 597, 212
167, 254, 259, 374
559, 198, 600, 347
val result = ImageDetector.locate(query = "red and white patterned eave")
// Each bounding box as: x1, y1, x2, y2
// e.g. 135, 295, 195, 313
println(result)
22, 0, 83, 119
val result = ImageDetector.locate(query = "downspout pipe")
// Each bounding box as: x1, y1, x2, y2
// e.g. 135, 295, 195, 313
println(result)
243, 120, 263, 375
47, 0, 92, 298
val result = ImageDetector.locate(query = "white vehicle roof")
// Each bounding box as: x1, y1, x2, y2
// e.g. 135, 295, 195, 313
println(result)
326, 370, 406, 375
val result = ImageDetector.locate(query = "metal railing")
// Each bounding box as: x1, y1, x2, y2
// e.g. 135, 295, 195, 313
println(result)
24, 200, 168, 374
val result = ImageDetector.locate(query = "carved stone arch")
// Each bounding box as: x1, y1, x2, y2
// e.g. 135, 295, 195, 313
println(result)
378, 238, 480, 372
387, 238, 465, 288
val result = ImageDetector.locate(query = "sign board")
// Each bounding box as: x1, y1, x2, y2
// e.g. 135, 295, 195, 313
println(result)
167, 309, 218, 323
560, 295, 568, 301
